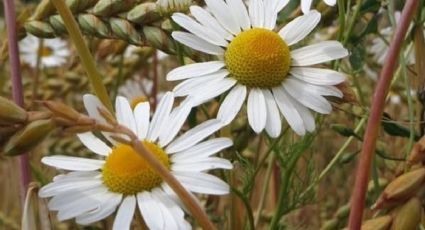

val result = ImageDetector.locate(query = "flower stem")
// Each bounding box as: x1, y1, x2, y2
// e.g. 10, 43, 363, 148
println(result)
347, 1, 419, 229
50, 0, 113, 112
3, 0, 31, 206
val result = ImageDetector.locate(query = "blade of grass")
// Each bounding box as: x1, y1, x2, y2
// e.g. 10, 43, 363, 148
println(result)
50, 0, 113, 112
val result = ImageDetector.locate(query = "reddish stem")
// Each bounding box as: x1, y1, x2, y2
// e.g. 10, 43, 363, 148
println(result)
3, 0, 32, 205
347, 1, 419, 229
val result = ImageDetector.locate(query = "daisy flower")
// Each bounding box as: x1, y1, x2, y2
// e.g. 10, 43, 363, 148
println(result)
19, 34, 70, 68
118, 76, 164, 109
301, 0, 336, 14
167, 1, 348, 137
39, 93, 233, 229
370, 12, 415, 65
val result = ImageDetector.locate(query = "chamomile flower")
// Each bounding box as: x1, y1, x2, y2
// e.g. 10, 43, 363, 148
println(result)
39, 93, 233, 229
19, 34, 70, 68
370, 12, 415, 65
168, 1, 348, 137
118, 76, 164, 109
301, 0, 336, 14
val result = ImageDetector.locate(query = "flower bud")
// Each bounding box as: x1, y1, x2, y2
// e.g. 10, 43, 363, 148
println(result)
24, 21, 56, 38
0, 96, 28, 124
4, 119, 56, 156
127, 3, 161, 24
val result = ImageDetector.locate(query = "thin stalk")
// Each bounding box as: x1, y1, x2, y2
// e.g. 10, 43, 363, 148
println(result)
3, 0, 31, 206
347, 1, 419, 229
254, 154, 275, 227
336, 0, 346, 41
343, 0, 363, 45
299, 117, 366, 200
152, 51, 158, 111
401, 54, 416, 162
50, 0, 113, 112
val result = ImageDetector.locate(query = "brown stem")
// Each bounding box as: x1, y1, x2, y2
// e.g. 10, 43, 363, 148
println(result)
347, 1, 419, 229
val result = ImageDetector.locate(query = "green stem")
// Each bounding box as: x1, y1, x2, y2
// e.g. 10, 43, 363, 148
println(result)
50, 0, 113, 112
298, 117, 366, 200
343, 0, 364, 45
336, 0, 346, 41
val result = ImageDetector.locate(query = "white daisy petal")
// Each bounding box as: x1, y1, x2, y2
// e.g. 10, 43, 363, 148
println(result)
217, 84, 247, 125
189, 5, 234, 40
272, 86, 306, 135
76, 193, 122, 225
166, 119, 223, 154
279, 10, 321, 46
172, 157, 233, 171
204, 0, 241, 35
151, 189, 190, 230
262, 90, 282, 138
137, 192, 165, 230
42, 156, 104, 171
186, 78, 237, 106
173, 70, 229, 97
172, 32, 225, 55
283, 78, 332, 114
83, 94, 107, 124
291, 41, 349, 66
249, 0, 265, 28
172, 13, 228, 46
116, 96, 137, 134
113, 196, 136, 230
39, 178, 102, 197
147, 92, 174, 142
134, 102, 150, 139
159, 102, 192, 147
77, 132, 111, 156
324, 0, 336, 6
172, 138, 233, 161
83, 94, 115, 144
289, 96, 316, 132
149, 190, 180, 229
56, 187, 109, 220
174, 171, 230, 195
226, 0, 251, 30
290, 67, 346, 85
301, 0, 313, 14
48, 186, 106, 211
167, 61, 225, 81
247, 88, 267, 133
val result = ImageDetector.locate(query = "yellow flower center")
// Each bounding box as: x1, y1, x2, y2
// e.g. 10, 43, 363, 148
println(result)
102, 141, 170, 195
38, 46, 53, 57
225, 28, 291, 88
130, 96, 148, 109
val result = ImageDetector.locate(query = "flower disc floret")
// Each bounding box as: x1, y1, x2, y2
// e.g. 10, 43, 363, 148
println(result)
225, 28, 291, 88
102, 141, 170, 195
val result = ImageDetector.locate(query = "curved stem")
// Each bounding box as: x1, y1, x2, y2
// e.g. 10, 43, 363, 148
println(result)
50, 0, 113, 112
3, 0, 31, 206
347, 1, 419, 229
